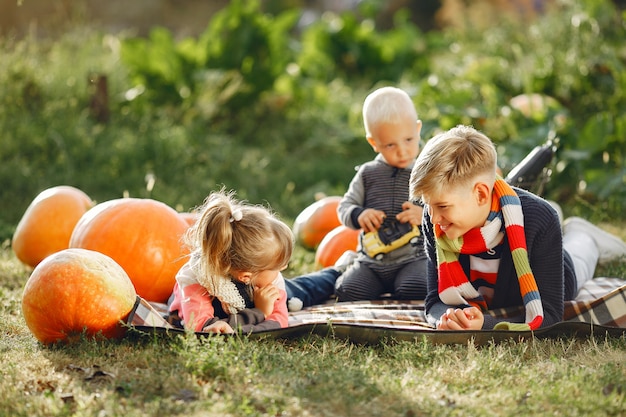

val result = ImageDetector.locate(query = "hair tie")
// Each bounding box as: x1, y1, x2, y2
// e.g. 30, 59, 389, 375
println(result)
230, 209, 243, 223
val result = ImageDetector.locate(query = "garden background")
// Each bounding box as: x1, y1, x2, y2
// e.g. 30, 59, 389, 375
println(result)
1, 1, 626, 416
1, 0, 625, 244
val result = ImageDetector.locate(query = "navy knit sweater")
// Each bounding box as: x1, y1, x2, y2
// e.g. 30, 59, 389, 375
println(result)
423, 187, 577, 329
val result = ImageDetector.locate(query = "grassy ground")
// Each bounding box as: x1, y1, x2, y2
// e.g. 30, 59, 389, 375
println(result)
1, 226, 626, 417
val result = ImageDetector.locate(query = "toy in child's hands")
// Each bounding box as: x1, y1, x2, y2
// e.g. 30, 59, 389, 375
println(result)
361, 217, 421, 260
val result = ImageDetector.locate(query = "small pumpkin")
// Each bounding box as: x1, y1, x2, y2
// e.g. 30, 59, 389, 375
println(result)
21, 248, 137, 345
314, 225, 359, 269
12, 185, 94, 268
69, 198, 190, 303
293, 196, 342, 250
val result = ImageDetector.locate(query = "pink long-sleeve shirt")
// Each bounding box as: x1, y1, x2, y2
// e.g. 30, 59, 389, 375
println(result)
169, 261, 288, 332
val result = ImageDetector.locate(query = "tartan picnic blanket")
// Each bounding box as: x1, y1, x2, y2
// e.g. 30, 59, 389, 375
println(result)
127, 278, 626, 345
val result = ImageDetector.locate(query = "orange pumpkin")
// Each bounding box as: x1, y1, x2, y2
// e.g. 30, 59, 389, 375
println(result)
314, 225, 359, 269
21, 248, 137, 345
12, 185, 95, 268
293, 196, 342, 250
69, 198, 190, 303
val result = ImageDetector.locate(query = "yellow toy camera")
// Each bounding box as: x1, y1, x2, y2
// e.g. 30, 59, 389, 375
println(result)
361, 217, 421, 260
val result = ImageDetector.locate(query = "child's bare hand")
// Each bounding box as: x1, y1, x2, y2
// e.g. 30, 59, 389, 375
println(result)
203, 321, 234, 334
253, 284, 280, 317
395, 201, 423, 226
437, 307, 484, 330
358, 209, 386, 232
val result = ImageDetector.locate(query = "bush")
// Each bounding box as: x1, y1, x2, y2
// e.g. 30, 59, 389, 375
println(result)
121, 0, 300, 113
297, 7, 430, 84
403, 0, 626, 212
1, 0, 624, 243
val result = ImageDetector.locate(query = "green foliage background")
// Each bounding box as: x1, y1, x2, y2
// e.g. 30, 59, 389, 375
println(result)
1, 0, 625, 241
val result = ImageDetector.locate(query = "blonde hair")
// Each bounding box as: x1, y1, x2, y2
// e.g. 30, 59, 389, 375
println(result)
186, 189, 293, 279
409, 125, 497, 202
362, 86, 417, 138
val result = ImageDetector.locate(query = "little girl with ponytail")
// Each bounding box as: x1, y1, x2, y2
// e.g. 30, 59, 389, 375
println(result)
168, 189, 293, 334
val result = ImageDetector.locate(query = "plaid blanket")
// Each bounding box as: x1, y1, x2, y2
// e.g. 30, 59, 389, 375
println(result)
127, 278, 626, 344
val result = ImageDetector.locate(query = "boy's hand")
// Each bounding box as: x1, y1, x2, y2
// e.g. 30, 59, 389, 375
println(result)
395, 201, 423, 225
437, 307, 484, 330
203, 321, 234, 334
253, 284, 280, 318
358, 208, 386, 232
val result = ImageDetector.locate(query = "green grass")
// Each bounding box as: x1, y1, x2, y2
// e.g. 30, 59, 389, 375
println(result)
1, 240, 625, 417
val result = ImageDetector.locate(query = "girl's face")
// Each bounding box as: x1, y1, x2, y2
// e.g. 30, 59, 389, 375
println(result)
232, 264, 288, 289
426, 183, 491, 240
250, 268, 285, 289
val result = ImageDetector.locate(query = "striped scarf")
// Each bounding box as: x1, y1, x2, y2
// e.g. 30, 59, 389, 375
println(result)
435, 178, 544, 330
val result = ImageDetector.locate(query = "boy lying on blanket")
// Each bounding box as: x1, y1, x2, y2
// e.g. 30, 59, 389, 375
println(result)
408, 125, 626, 331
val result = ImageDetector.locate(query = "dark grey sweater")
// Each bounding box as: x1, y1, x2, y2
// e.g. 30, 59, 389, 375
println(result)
338, 154, 423, 263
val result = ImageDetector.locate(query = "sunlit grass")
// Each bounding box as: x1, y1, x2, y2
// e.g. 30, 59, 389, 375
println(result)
1, 244, 625, 416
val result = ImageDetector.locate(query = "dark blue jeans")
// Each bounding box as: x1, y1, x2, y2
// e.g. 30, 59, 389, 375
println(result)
284, 268, 341, 308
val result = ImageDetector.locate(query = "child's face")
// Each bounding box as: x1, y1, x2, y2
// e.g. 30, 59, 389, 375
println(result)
368, 117, 421, 169
250, 268, 284, 289
425, 183, 491, 240
232, 264, 288, 289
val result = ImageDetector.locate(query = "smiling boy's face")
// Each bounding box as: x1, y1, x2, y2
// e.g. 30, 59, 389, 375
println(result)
424, 181, 492, 240
367, 115, 421, 169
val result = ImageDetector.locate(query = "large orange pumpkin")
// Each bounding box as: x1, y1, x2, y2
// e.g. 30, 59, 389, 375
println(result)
293, 196, 342, 250
314, 225, 359, 269
69, 198, 190, 303
12, 185, 95, 268
21, 248, 137, 345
